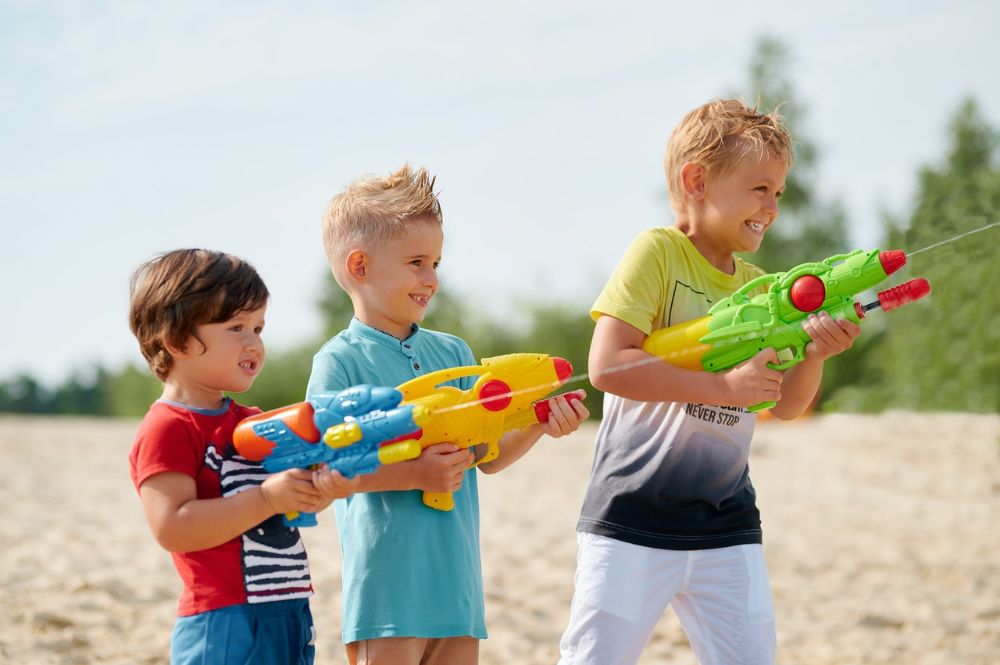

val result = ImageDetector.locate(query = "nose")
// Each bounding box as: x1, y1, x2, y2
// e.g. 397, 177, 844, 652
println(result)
422, 265, 439, 290
245, 331, 264, 354
764, 193, 779, 219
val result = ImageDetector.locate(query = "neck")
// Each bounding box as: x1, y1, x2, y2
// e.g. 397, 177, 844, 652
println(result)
673, 214, 736, 275
352, 307, 414, 341
161, 381, 226, 411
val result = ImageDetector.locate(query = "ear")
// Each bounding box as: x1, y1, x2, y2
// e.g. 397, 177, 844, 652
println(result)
680, 162, 707, 200
345, 249, 368, 282
162, 335, 189, 359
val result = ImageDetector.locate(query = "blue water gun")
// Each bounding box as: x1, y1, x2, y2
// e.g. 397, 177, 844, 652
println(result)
233, 385, 428, 526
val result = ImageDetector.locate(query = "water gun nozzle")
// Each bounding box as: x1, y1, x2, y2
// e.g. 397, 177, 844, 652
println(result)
553, 357, 573, 382
878, 250, 907, 276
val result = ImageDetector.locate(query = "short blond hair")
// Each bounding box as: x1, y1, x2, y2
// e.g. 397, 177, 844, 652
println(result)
665, 98, 793, 213
322, 164, 442, 287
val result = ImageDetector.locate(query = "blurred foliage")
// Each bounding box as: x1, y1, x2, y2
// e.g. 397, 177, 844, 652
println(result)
3, 39, 995, 417
824, 99, 1000, 412
732, 36, 858, 411
736, 36, 849, 272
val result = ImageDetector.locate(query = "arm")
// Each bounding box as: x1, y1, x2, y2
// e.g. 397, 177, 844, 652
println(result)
310, 464, 363, 507
139, 468, 322, 552
590, 315, 784, 408
340, 444, 473, 493
769, 312, 860, 420
478, 391, 591, 474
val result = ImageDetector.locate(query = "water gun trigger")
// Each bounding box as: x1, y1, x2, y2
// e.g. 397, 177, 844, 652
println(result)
747, 400, 777, 413
422, 492, 454, 511
766, 345, 804, 371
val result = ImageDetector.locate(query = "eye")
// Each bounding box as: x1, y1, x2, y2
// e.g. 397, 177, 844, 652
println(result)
775, 190, 784, 199
254, 325, 264, 334
432, 261, 440, 269
229, 324, 243, 332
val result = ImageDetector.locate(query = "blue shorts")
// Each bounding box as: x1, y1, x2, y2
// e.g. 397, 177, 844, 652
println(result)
171, 598, 315, 665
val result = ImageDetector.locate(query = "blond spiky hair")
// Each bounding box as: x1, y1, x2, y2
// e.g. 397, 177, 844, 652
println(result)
322, 163, 442, 287
664, 98, 793, 213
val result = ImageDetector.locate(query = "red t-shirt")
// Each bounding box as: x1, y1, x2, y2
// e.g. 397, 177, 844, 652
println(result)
129, 399, 313, 616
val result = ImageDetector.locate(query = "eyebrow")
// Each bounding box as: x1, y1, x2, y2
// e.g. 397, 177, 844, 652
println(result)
756, 177, 785, 190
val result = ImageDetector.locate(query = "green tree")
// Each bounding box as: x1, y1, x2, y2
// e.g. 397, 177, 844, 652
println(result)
736, 36, 849, 272
830, 99, 999, 412
316, 272, 355, 339
0, 374, 51, 413
50, 368, 107, 414
104, 364, 162, 417
241, 344, 317, 410
732, 36, 866, 411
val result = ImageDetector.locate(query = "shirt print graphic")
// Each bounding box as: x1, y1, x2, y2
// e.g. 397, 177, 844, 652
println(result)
206, 444, 313, 603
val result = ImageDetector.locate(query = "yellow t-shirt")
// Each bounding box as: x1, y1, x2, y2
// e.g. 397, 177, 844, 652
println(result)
580, 226, 768, 550
591, 225, 765, 334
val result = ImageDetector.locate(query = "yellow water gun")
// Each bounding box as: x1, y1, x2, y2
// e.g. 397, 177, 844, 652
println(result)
396, 353, 580, 510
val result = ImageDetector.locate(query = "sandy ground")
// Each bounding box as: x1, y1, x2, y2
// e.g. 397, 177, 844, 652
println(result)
1, 412, 998, 664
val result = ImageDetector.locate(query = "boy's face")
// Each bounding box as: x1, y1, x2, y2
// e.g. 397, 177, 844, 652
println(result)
355, 217, 443, 339
698, 153, 787, 259
168, 305, 267, 406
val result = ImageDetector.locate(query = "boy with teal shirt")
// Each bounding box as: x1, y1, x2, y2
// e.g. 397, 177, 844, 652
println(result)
308, 164, 590, 665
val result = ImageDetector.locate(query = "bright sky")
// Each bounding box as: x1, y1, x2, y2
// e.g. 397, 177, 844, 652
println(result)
3, 1, 998, 387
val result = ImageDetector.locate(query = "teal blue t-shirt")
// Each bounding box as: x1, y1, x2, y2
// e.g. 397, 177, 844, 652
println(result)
306, 318, 486, 643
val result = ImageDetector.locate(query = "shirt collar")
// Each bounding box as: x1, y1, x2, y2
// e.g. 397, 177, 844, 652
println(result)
348, 317, 421, 352
157, 396, 232, 416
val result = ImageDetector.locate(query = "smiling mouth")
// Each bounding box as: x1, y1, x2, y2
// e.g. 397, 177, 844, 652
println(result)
239, 360, 258, 372
746, 221, 766, 233
411, 294, 430, 307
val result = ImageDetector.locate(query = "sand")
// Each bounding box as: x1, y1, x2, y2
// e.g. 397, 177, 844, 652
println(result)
1, 412, 997, 664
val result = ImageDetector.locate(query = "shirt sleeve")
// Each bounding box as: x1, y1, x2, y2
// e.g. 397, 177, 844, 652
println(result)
306, 345, 354, 400
590, 230, 669, 335
130, 410, 202, 490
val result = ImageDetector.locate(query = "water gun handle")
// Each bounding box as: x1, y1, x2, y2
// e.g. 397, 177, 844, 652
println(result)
421, 390, 586, 511
749, 345, 809, 412
422, 491, 457, 511
503, 390, 585, 431
282, 511, 319, 527
529, 389, 585, 422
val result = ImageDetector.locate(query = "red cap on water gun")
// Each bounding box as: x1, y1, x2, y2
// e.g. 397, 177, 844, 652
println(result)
553, 357, 573, 382
878, 250, 907, 275
878, 278, 932, 312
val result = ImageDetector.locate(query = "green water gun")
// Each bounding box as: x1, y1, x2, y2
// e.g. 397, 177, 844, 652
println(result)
642, 249, 931, 412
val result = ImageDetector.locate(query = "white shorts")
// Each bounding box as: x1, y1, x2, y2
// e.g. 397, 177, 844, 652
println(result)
558, 532, 776, 665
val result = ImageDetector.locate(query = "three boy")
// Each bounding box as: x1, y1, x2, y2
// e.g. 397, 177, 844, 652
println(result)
130, 97, 861, 665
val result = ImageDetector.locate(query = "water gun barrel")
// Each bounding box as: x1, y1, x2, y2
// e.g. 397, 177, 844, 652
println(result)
860, 277, 932, 315
233, 402, 320, 461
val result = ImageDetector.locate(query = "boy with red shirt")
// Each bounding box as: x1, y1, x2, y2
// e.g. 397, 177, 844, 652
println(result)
128, 248, 356, 664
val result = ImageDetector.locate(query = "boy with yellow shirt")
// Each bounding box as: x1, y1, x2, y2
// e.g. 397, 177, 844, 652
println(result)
558, 99, 861, 665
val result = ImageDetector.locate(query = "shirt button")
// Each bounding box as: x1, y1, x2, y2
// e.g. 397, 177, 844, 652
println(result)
404, 344, 411, 349
413, 362, 421, 370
